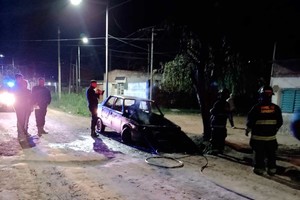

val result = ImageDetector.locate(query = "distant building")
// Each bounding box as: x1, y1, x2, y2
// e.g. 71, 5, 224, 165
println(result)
103, 69, 162, 99
270, 59, 300, 113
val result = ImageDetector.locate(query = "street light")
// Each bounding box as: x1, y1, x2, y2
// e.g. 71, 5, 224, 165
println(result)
70, 0, 82, 6
70, 0, 109, 98
0, 54, 4, 75
77, 36, 88, 91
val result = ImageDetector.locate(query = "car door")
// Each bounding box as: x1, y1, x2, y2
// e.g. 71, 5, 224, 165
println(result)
100, 96, 116, 127
111, 97, 124, 133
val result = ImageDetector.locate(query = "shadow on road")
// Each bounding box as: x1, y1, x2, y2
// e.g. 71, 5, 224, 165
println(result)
220, 142, 300, 190
92, 137, 122, 159
99, 130, 199, 155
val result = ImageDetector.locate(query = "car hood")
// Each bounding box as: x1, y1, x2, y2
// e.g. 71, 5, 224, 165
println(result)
130, 113, 180, 129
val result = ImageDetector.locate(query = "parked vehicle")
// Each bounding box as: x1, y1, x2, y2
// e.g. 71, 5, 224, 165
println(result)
0, 81, 15, 112
96, 95, 198, 153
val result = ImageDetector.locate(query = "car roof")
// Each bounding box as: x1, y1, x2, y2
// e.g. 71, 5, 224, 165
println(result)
109, 95, 154, 102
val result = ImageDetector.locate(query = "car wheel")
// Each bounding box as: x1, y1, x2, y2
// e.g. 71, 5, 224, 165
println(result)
121, 127, 132, 143
96, 118, 105, 133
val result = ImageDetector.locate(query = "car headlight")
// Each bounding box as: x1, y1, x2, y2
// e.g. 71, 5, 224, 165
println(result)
0, 92, 15, 106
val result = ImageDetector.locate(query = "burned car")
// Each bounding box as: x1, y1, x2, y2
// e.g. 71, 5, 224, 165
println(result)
96, 95, 197, 153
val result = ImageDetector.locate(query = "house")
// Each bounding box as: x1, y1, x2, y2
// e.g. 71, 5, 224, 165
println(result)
270, 59, 300, 113
103, 69, 162, 99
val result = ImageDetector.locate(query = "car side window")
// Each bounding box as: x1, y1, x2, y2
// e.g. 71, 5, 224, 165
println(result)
113, 98, 123, 112
104, 96, 115, 108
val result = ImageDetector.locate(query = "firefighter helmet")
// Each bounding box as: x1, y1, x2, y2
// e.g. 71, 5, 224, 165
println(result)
219, 88, 230, 99
258, 85, 274, 96
258, 85, 274, 102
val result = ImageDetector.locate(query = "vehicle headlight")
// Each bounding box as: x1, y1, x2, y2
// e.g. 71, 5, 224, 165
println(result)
0, 92, 15, 106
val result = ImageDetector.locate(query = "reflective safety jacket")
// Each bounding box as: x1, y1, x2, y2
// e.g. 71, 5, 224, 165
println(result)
246, 102, 283, 141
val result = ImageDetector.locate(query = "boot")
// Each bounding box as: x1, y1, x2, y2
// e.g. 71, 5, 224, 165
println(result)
37, 126, 48, 136
91, 129, 98, 138
37, 127, 43, 136
41, 126, 48, 134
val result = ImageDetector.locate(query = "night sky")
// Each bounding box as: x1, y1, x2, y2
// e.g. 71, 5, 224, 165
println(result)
1, 0, 300, 81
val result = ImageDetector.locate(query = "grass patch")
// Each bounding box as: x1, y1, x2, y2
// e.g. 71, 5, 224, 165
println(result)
49, 92, 90, 117
49, 92, 201, 117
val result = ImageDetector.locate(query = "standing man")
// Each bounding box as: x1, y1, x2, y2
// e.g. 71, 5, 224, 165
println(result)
209, 88, 231, 155
246, 85, 283, 176
32, 77, 51, 136
86, 80, 104, 137
226, 93, 235, 128
13, 76, 33, 141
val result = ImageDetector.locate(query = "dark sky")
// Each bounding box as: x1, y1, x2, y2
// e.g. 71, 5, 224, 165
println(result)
1, 0, 300, 80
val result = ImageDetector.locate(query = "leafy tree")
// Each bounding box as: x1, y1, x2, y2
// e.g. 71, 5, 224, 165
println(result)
161, 30, 249, 141
162, 54, 193, 94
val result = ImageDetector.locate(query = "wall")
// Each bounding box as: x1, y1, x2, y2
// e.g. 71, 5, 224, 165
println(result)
270, 77, 300, 106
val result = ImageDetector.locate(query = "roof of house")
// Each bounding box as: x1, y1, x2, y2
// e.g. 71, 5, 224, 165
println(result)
272, 59, 300, 77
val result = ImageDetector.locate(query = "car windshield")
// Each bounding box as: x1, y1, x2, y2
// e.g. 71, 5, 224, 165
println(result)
124, 99, 162, 115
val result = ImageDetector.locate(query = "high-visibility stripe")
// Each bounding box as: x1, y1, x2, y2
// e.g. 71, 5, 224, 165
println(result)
255, 120, 277, 125
251, 135, 276, 141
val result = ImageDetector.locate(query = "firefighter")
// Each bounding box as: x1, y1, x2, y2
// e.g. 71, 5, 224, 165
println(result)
209, 88, 231, 155
245, 85, 283, 176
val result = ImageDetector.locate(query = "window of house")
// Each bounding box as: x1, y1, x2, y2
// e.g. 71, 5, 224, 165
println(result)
117, 83, 124, 95
280, 89, 300, 113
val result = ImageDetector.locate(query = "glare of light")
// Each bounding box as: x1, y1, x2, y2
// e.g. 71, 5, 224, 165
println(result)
82, 37, 88, 44
47, 82, 51, 86
0, 92, 15, 106
70, 0, 82, 6
6, 81, 15, 88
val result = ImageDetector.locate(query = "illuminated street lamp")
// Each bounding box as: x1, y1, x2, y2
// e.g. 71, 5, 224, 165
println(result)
70, 0, 82, 6
0, 54, 4, 75
77, 36, 88, 90
70, 0, 109, 98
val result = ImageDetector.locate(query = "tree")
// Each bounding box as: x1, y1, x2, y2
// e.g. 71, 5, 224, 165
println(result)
162, 54, 193, 94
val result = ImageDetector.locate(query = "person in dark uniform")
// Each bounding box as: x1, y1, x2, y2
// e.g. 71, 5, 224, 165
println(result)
32, 77, 51, 136
209, 88, 231, 155
246, 85, 283, 176
13, 77, 33, 141
291, 108, 300, 141
86, 80, 104, 137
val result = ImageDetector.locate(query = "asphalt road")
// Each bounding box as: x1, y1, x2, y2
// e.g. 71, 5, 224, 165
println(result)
0, 109, 299, 200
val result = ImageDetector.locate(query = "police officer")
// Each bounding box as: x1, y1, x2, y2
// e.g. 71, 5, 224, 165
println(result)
86, 80, 104, 137
32, 77, 51, 136
209, 88, 231, 154
246, 85, 283, 176
13, 78, 33, 141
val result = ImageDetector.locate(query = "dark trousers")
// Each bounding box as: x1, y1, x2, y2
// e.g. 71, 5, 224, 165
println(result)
250, 139, 278, 169
35, 107, 47, 128
89, 106, 98, 131
15, 107, 31, 135
211, 127, 227, 152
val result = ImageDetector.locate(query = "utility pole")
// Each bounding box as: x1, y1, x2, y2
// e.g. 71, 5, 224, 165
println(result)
58, 27, 61, 100
75, 59, 78, 93
150, 27, 154, 100
271, 42, 277, 77
78, 45, 81, 90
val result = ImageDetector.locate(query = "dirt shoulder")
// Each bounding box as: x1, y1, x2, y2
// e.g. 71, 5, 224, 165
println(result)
165, 113, 300, 165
